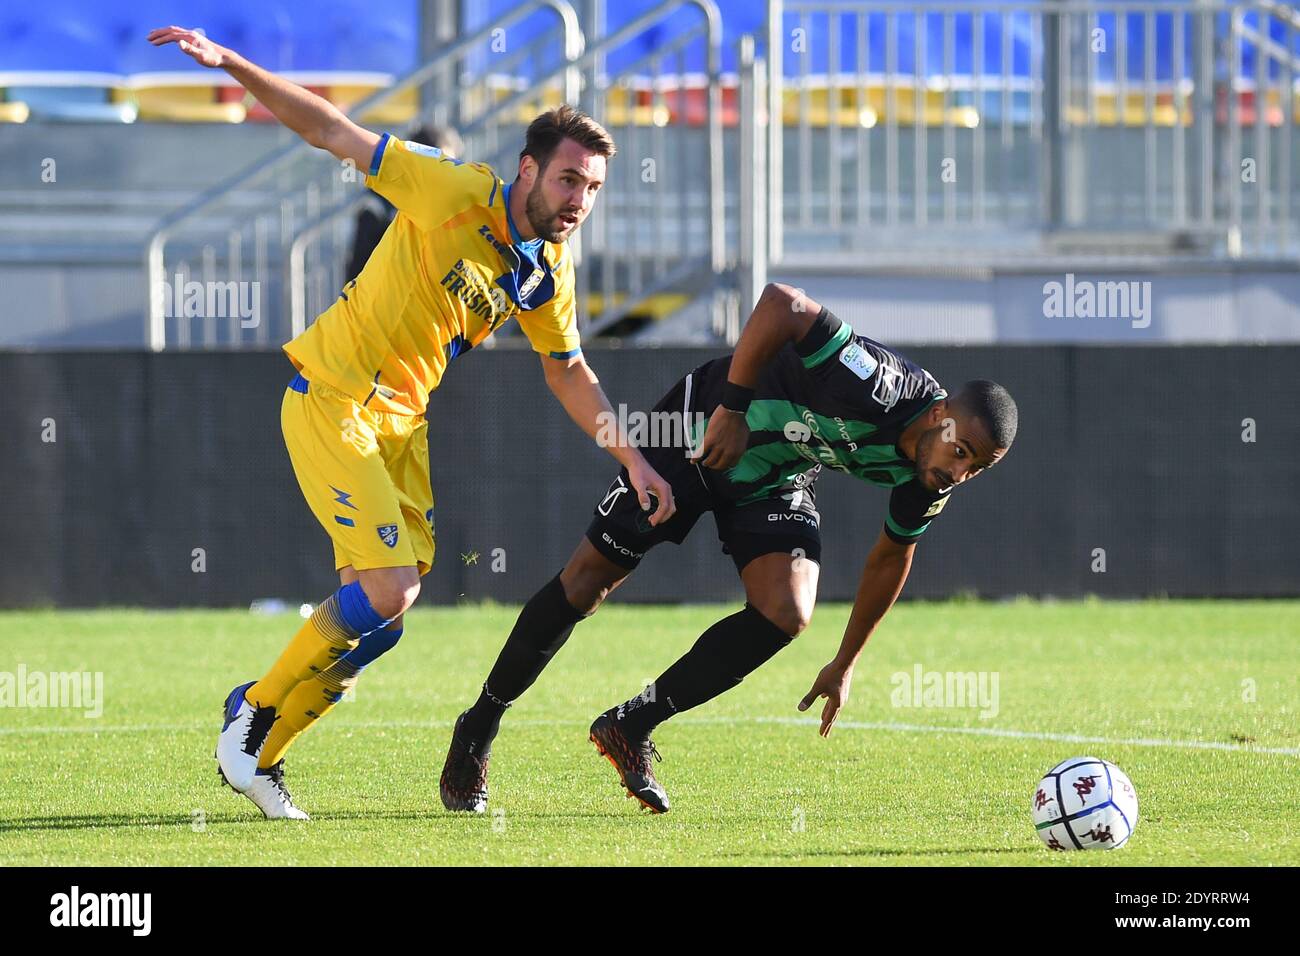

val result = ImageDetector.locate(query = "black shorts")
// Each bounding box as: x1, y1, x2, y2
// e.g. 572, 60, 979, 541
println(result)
585, 368, 823, 574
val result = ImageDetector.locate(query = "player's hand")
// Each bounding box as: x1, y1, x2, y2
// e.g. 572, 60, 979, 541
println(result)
626, 456, 676, 527
798, 661, 853, 737
147, 26, 231, 69
692, 407, 750, 471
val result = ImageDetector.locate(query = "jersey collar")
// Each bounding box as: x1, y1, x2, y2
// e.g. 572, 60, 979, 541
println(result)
498, 182, 553, 309
502, 183, 545, 259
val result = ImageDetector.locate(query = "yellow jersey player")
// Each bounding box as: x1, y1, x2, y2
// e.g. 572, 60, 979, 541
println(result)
149, 25, 676, 819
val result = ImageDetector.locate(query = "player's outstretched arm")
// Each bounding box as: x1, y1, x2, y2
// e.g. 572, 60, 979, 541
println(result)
693, 282, 822, 470
147, 26, 379, 169
798, 530, 915, 736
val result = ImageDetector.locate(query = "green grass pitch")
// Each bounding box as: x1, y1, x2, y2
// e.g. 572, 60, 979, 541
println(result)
1, 600, 1296, 866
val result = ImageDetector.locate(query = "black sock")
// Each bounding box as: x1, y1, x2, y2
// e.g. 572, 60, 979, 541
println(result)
460, 573, 585, 744
614, 604, 793, 741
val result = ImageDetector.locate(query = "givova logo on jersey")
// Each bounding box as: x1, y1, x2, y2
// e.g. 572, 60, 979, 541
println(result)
870, 353, 942, 413
871, 359, 904, 411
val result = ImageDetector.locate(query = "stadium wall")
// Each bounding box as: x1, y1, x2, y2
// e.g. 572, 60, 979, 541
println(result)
0, 346, 1294, 609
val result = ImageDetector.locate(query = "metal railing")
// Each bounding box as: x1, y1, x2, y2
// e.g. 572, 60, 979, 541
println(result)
286, 5, 585, 338
737, 34, 769, 329
144, 0, 726, 351
765, 0, 1300, 264
290, 0, 725, 342
569, 0, 725, 336
144, 0, 583, 350
1228, 0, 1300, 252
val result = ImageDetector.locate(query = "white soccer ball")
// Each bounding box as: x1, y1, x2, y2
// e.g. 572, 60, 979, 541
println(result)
1031, 756, 1138, 850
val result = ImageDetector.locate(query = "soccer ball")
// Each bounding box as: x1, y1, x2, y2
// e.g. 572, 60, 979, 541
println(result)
1031, 756, 1138, 850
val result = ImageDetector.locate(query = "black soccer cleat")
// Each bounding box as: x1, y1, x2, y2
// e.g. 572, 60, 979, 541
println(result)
589, 711, 670, 814
439, 711, 491, 813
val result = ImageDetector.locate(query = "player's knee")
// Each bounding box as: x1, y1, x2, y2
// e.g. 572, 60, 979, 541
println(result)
559, 555, 625, 616
752, 595, 813, 638
560, 567, 612, 616
361, 569, 421, 621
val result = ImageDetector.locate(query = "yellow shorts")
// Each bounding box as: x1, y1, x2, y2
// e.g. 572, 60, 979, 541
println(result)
281, 371, 434, 575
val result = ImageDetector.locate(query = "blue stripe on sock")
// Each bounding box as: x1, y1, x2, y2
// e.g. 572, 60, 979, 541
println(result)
337, 580, 391, 636
344, 626, 402, 670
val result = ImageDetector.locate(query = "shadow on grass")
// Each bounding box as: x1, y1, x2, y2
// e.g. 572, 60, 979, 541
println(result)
0, 806, 634, 833
713, 845, 1040, 860
0, 812, 261, 833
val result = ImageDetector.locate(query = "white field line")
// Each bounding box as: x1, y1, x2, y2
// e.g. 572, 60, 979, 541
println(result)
1, 715, 1296, 756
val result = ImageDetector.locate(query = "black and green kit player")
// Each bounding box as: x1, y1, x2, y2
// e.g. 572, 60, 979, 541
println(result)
440, 283, 1019, 813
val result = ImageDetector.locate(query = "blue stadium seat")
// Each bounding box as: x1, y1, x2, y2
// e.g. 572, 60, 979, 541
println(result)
3, 0, 1295, 128
292, 1, 417, 76
1, 0, 419, 83
116, 0, 296, 77
0, 2, 134, 121
0, 2, 121, 78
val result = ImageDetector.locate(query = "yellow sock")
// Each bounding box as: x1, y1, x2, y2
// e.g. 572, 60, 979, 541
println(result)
258, 658, 360, 768
246, 596, 360, 710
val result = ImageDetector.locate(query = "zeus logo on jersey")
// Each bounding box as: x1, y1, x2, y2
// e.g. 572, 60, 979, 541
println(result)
477, 224, 510, 257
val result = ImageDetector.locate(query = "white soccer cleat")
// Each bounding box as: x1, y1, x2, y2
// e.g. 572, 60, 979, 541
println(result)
243, 761, 310, 820
215, 681, 278, 792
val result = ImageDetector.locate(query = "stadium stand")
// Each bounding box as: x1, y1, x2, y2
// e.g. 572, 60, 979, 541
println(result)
4, 1, 1300, 348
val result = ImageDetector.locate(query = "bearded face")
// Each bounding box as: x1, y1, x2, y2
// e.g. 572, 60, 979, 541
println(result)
524, 177, 581, 243
519, 138, 606, 242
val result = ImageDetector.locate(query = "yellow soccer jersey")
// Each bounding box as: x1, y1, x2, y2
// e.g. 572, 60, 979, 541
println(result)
283, 134, 582, 416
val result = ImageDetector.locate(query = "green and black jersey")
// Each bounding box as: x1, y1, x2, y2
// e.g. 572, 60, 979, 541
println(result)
689, 308, 951, 545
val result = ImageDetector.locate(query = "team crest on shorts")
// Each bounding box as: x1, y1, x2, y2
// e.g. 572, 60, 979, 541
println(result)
377, 524, 400, 548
